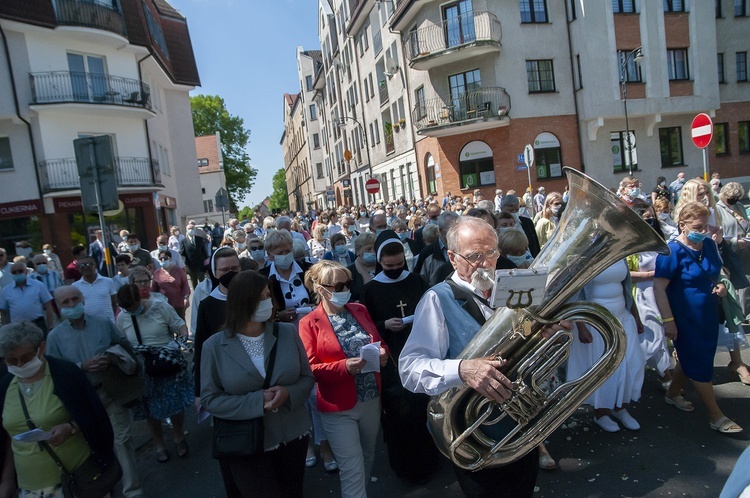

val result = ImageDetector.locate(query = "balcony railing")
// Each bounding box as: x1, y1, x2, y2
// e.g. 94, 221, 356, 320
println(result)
30, 71, 152, 110
405, 11, 502, 64
38, 157, 160, 192
373, 29, 383, 56
411, 86, 511, 130
378, 80, 389, 106
54, 0, 127, 36
384, 126, 395, 154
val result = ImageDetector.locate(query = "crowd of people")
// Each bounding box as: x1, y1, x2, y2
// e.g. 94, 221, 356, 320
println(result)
0, 169, 748, 497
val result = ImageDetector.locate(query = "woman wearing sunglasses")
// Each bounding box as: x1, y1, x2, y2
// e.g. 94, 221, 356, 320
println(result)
299, 261, 389, 498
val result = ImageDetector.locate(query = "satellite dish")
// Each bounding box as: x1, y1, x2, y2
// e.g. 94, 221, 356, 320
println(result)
384, 55, 399, 77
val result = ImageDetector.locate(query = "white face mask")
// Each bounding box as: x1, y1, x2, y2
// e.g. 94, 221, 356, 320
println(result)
273, 253, 294, 270
329, 291, 351, 308
8, 350, 43, 379
251, 298, 274, 322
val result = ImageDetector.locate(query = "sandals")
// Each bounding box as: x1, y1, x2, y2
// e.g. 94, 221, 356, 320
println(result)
305, 455, 317, 468
539, 453, 557, 471
710, 416, 743, 434
323, 460, 338, 472
665, 395, 694, 412
176, 439, 189, 458
728, 363, 750, 386
156, 447, 170, 463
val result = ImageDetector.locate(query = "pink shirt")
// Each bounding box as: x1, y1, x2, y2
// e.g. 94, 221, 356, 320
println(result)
151, 267, 190, 310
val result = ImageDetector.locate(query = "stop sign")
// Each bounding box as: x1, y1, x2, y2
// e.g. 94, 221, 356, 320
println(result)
365, 178, 380, 194
691, 113, 713, 149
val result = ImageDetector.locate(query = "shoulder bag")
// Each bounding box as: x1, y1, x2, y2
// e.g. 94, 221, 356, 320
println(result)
131, 314, 186, 378
212, 323, 279, 459
18, 389, 122, 498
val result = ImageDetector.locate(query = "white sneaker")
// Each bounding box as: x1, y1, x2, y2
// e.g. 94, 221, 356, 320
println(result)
594, 415, 620, 432
611, 409, 640, 430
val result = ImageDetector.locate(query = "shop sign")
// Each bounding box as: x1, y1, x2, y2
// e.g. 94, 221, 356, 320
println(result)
0, 199, 42, 218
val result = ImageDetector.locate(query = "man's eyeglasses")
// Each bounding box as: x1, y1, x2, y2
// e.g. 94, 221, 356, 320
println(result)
455, 248, 499, 265
216, 266, 241, 273
78, 262, 95, 268
249, 246, 264, 251
320, 281, 351, 292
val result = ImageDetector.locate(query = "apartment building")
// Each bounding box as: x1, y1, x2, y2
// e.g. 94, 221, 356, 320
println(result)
0, 0, 201, 262
297, 47, 328, 209
281, 92, 313, 212
192, 132, 229, 225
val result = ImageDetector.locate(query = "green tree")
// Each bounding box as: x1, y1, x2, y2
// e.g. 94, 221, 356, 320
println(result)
238, 206, 254, 221
190, 95, 257, 211
269, 168, 289, 212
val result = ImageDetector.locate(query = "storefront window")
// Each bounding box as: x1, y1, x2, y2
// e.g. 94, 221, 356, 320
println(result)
459, 141, 495, 189
533, 132, 563, 179
0, 216, 42, 256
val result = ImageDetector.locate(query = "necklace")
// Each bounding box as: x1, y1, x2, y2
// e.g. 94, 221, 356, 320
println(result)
20, 379, 43, 398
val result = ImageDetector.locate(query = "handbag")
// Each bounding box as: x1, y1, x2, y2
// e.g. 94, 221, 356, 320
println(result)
18, 390, 122, 498
131, 314, 186, 378
212, 323, 279, 459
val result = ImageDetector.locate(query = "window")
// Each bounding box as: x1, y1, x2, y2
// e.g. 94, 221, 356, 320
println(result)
449, 69, 481, 119
369, 123, 375, 147
0, 137, 13, 170
736, 0, 747, 17
611, 131, 638, 172
160, 145, 171, 177
363, 22, 370, 50
143, 4, 170, 60
737, 52, 748, 82
663, 0, 685, 12
718, 53, 725, 83
316, 162, 324, 178
533, 132, 564, 179
306, 75, 313, 91
197, 158, 209, 167
425, 153, 437, 194
526, 59, 556, 93
740, 121, 750, 153
659, 127, 684, 167
715, 123, 729, 156
67, 52, 107, 102
313, 133, 320, 149
613, 0, 636, 13
717, 0, 723, 17
374, 119, 381, 144
618, 50, 643, 82
667, 49, 689, 80
443, 1, 476, 48
576, 54, 583, 89
459, 141, 495, 188
203, 200, 213, 213
409, 25, 420, 59
569, 0, 576, 20
414, 86, 426, 120
520, 0, 548, 23
310, 104, 317, 120
201, 188, 206, 194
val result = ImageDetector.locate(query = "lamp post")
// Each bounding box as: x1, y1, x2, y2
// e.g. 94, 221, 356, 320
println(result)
620, 47, 644, 176
337, 116, 373, 205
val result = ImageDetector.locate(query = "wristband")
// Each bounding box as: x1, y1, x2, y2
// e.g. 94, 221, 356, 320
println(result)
662, 317, 674, 323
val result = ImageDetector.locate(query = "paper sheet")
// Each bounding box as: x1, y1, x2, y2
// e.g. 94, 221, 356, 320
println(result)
295, 307, 313, 314
401, 315, 414, 325
13, 428, 52, 443
359, 341, 381, 373
197, 406, 211, 424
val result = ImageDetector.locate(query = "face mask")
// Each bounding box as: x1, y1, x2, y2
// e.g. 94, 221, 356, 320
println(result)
129, 244, 140, 252
329, 290, 351, 308
644, 218, 658, 229
360, 211, 367, 217
36, 264, 48, 275
157, 245, 168, 252
321, 219, 329, 224
123, 304, 145, 316
251, 298, 274, 323
660, 181, 666, 187
218, 271, 238, 288
550, 206, 561, 216
686, 230, 707, 243
160, 260, 172, 270
335, 245, 348, 256
628, 188, 641, 198
428, 219, 438, 225
362, 252, 376, 264
43, 249, 51, 255
188, 229, 195, 236
251, 249, 265, 261
456, 210, 463, 216
323, 230, 329, 238
12, 274, 26, 284
7, 351, 43, 379
60, 302, 85, 320
410, 207, 416, 213
659, 212, 670, 220
727, 197, 740, 206
273, 253, 294, 270
679, 178, 686, 184
383, 265, 406, 280
175, 231, 180, 236
510, 212, 520, 223
237, 242, 247, 250
506, 254, 529, 267
701, 196, 710, 207
397, 232, 409, 241
346, 225, 355, 234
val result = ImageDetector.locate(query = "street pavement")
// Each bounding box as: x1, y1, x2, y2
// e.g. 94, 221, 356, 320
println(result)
125, 337, 750, 498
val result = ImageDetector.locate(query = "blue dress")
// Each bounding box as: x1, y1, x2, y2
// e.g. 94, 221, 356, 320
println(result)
654, 239, 721, 382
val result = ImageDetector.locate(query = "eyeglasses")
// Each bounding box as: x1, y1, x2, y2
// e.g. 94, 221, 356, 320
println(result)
216, 265, 241, 273
249, 246, 264, 251
5, 349, 38, 367
320, 280, 351, 292
133, 279, 151, 285
158, 258, 170, 262
78, 262, 95, 268
455, 248, 499, 265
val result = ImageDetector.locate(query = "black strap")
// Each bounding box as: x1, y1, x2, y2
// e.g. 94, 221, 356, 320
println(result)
263, 323, 279, 389
131, 314, 144, 345
17, 388, 72, 475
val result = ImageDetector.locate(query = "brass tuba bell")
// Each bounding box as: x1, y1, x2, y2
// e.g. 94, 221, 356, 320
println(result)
427, 167, 670, 471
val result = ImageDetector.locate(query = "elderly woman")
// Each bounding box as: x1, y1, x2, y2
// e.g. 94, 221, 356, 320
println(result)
390, 219, 419, 271
674, 178, 717, 226
617, 176, 643, 207
653, 197, 679, 241
654, 202, 742, 434
41, 244, 64, 274
232, 231, 247, 254
323, 233, 356, 267
128, 266, 168, 305
201, 271, 314, 497
534, 192, 563, 247
347, 232, 377, 303
168, 226, 184, 253
299, 261, 388, 498
340, 215, 359, 251
152, 249, 191, 319
116, 284, 192, 461
307, 224, 329, 261
0, 321, 116, 497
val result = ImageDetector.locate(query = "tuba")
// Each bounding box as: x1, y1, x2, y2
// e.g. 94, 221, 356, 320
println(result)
427, 167, 670, 471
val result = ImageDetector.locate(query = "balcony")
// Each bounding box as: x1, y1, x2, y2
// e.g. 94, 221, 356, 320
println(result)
384, 126, 395, 154
412, 87, 511, 137
38, 157, 161, 193
54, 0, 127, 37
30, 71, 152, 111
378, 80, 389, 106
405, 11, 502, 71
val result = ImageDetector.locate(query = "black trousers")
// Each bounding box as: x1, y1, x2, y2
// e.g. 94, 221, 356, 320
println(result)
219, 435, 309, 498
452, 447, 539, 498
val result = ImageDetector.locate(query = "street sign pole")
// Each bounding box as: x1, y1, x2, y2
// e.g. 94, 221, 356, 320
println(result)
88, 139, 113, 277
524, 144, 535, 217
703, 148, 709, 182
691, 113, 713, 181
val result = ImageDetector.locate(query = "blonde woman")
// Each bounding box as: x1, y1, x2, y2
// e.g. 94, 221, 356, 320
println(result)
674, 178, 717, 227
307, 224, 330, 260
534, 192, 563, 248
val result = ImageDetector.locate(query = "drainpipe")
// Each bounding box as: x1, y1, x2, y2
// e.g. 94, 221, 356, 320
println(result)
1, 25, 46, 209
563, 1, 586, 174
136, 52, 155, 183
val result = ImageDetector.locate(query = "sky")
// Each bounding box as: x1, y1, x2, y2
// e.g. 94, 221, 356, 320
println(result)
170, 0, 321, 209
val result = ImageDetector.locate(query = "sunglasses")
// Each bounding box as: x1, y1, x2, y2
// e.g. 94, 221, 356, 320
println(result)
249, 246, 264, 251
78, 262, 95, 268
320, 281, 351, 292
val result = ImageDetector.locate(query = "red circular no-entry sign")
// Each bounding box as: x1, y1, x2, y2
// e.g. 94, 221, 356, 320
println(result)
691, 113, 713, 149
365, 178, 380, 194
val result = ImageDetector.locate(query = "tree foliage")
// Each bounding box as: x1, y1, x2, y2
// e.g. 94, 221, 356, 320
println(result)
238, 206, 254, 221
190, 95, 257, 212
269, 169, 289, 212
